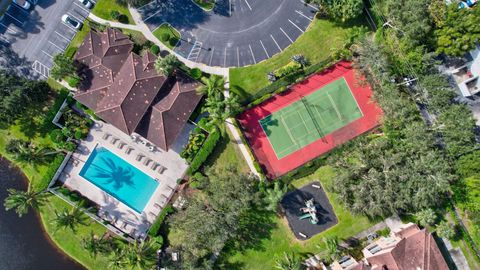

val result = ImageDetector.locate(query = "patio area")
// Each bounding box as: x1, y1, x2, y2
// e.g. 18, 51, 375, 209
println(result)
57, 120, 193, 239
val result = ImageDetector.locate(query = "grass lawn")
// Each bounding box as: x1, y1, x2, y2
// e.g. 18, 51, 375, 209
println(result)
229, 18, 364, 99
92, 0, 134, 25
193, 0, 215, 11
223, 166, 377, 269
153, 24, 181, 49
204, 127, 250, 174
0, 83, 110, 269
65, 20, 92, 58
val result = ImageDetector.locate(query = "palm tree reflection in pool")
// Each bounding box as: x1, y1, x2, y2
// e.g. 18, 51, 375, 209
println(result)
91, 156, 135, 191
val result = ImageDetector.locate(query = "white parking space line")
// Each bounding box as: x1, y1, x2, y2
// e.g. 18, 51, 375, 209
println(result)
295, 10, 313, 21
12, 5, 29, 15
300, 0, 319, 11
73, 1, 90, 13
0, 35, 10, 43
42, 50, 54, 58
248, 44, 256, 64
55, 31, 72, 42
280, 27, 293, 43
0, 23, 17, 34
209, 47, 215, 66
270, 34, 282, 51
62, 21, 78, 32
49, 41, 65, 52
137, 0, 156, 11
4, 12, 23, 25
259, 40, 269, 58
67, 12, 83, 24
243, 0, 252, 10
289, 19, 304, 33
237, 47, 240, 67
144, 9, 163, 22
224, 47, 227, 67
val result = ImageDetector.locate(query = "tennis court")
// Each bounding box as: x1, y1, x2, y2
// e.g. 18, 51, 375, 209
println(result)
259, 78, 362, 159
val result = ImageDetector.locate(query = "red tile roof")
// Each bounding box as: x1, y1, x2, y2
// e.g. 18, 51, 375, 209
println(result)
74, 28, 202, 151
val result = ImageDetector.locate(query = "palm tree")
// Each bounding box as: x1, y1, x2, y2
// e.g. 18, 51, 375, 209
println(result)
415, 208, 436, 227
122, 239, 158, 269
108, 249, 126, 270
82, 232, 111, 259
323, 236, 341, 260
196, 75, 225, 96
265, 182, 287, 212
274, 252, 302, 270
52, 206, 89, 232
154, 54, 180, 76
4, 186, 49, 217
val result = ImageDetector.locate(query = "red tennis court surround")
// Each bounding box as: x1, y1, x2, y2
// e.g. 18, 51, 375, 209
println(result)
238, 61, 383, 179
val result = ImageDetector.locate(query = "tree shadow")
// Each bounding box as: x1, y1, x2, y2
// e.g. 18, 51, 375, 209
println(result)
0, 40, 39, 79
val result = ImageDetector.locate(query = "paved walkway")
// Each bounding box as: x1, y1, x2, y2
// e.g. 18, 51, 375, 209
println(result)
88, 11, 228, 77
443, 238, 471, 270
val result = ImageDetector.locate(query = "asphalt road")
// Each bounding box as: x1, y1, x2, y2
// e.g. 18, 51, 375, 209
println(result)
0, 0, 92, 79
138, 0, 318, 68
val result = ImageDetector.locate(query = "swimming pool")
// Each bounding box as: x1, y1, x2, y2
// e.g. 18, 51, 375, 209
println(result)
79, 146, 158, 213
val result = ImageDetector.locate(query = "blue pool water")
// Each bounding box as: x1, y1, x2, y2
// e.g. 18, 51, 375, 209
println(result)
79, 146, 158, 213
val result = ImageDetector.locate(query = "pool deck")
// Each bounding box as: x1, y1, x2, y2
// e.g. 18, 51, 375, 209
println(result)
59, 120, 193, 239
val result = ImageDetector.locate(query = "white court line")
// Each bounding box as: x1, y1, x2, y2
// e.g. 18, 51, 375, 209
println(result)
223, 47, 227, 67
295, 10, 313, 21
144, 9, 163, 22
237, 47, 240, 67
4, 12, 23, 25
55, 31, 72, 42
248, 44, 256, 64
259, 40, 269, 58
73, 2, 91, 14
270, 34, 282, 52
280, 27, 293, 43
49, 41, 65, 52
300, 0, 319, 11
288, 19, 305, 33
243, 0, 252, 10
209, 47, 215, 66
42, 50, 54, 58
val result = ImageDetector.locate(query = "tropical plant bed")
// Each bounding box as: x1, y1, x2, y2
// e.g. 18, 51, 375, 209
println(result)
153, 24, 181, 49
193, 0, 215, 11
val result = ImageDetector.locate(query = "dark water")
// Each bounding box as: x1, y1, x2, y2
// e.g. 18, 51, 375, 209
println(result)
0, 157, 84, 270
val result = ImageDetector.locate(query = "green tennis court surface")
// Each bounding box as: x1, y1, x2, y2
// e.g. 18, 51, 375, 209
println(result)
259, 78, 363, 159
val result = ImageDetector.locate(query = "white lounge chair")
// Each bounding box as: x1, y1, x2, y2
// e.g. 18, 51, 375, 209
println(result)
102, 133, 111, 140
143, 159, 152, 166
151, 163, 160, 170
157, 166, 166, 174
117, 142, 126, 149
110, 137, 119, 144
125, 147, 134, 154
136, 154, 144, 161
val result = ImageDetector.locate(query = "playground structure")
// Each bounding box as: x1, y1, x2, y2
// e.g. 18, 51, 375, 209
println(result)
299, 198, 318, 224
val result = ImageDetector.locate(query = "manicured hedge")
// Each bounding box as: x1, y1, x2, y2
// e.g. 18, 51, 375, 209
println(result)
273, 61, 302, 78
148, 205, 175, 237
39, 154, 65, 189
186, 128, 221, 175
40, 89, 69, 134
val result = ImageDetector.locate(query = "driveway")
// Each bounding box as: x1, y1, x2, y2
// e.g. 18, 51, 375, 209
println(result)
138, 0, 318, 67
0, 0, 92, 79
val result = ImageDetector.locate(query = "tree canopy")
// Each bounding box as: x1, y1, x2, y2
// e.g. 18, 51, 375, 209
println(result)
309, 0, 364, 22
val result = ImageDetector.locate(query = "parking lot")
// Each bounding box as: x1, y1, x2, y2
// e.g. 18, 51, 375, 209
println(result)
0, 0, 92, 79
138, 0, 318, 67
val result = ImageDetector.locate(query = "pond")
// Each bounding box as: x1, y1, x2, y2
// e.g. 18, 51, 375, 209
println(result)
0, 157, 84, 270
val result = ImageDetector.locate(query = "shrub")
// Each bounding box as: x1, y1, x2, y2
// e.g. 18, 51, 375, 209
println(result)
161, 33, 170, 42
110, 10, 120, 20
169, 38, 178, 47
50, 129, 66, 143
148, 205, 175, 237
117, 14, 129, 24
39, 154, 65, 189
74, 130, 84, 140
150, 45, 160, 55
40, 90, 69, 134
189, 68, 202, 79
273, 61, 302, 78
67, 76, 80, 88
187, 128, 221, 175
180, 131, 207, 163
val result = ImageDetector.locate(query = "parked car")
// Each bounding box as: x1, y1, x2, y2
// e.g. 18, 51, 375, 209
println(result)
13, 0, 31, 10
77, 0, 94, 9
61, 14, 82, 30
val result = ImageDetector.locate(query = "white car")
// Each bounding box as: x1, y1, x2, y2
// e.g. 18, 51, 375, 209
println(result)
77, 0, 94, 9
62, 15, 82, 30
13, 0, 31, 10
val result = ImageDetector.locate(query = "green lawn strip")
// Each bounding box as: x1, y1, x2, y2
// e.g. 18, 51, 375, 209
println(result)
92, 0, 134, 25
39, 196, 110, 269
152, 24, 181, 49
225, 166, 376, 269
65, 20, 92, 58
229, 19, 361, 98
192, 0, 215, 11
204, 127, 250, 174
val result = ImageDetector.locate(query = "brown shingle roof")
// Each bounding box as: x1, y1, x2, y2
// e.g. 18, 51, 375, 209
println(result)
135, 72, 202, 150
366, 228, 449, 270
74, 28, 202, 151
